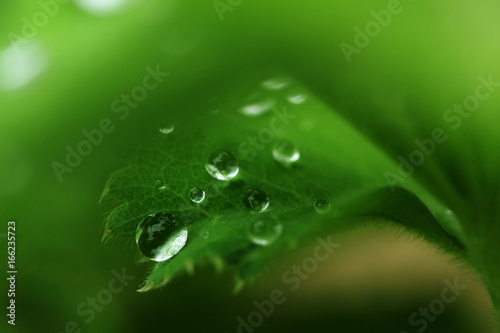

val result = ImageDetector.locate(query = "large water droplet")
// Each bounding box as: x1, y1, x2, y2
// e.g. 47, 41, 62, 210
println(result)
314, 199, 331, 214
189, 187, 205, 204
159, 125, 175, 134
248, 215, 282, 246
261, 75, 292, 90
273, 140, 300, 165
135, 213, 187, 262
243, 189, 270, 213
205, 150, 239, 181
155, 180, 166, 191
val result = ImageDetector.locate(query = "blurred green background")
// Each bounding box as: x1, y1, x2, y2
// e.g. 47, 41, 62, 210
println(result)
1, 0, 498, 332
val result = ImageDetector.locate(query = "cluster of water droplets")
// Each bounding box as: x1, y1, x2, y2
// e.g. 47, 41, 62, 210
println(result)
134, 74, 335, 262
238, 74, 308, 117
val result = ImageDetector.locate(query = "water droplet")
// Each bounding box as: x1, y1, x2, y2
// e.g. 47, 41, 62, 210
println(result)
243, 189, 270, 213
240, 100, 275, 117
159, 125, 175, 134
273, 140, 300, 165
189, 187, 205, 204
436, 208, 464, 240
248, 215, 282, 246
155, 180, 166, 191
444, 209, 456, 219
205, 150, 239, 181
202, 230, 210, 239
314, 199, 331, 214
261, 75, 292, 90
286, 92, 308, 105
135, 213, 188, 262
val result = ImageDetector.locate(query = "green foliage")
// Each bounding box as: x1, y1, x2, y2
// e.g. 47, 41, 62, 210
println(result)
101, 77, 467, 293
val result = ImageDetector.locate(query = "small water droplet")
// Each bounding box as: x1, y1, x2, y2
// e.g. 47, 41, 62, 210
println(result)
135, 213, 187, 262
189, 187, 205, 204
205, 150, 239, 181
273, 140, 300, 165
202, 230, 210, 239
261, 75, 292, 90
159, 125, 175, 134
314, 199, 331, 214
437, 208, 464, 239
248, 215, 282, 246
286, 92, 308, 105
444, 209, 456, 219
243, 189, 270, 213
239, 98, 276, 117
155, 180, 166, 191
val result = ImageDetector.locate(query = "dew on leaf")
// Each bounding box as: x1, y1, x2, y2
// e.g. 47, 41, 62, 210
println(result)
135, 213, 188, 262
189, 187, 205, 204
205, 149, 239, 181
243, 189, 270, 213
314, 199, 331, 214
248, 215, 282, 246
202, 230, 210, 239
261, 75, 292, 90
286, 92, 308, 105
155, 180, 166, 191
273, 139, 300, 165
159, 125, 175, 134
239, 89, 277, 117
239, 99, 275, 117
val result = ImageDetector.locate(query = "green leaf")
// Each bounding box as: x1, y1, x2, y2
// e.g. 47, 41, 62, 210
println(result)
101, 75, 464, 292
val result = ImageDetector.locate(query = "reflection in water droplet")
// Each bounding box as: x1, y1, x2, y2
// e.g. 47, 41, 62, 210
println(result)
205, 149, 239, 181
243, 189, 270, 213
314, 199, 331, 214
273, 140, 300, 165
155, 180, 166, 191
261, 75, 292, 90
189, 187, 205, 204
248, 215, 282, 246
135, 213, 187, 262
0, 43, 47, 91
159, 125, 175, 134
74, 0, 129, 14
